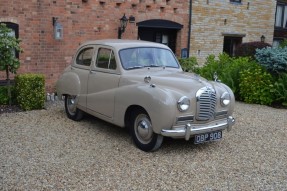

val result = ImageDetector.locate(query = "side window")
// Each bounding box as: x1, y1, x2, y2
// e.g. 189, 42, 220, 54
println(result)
76, 47, 94, 66
96, 48, 117, 70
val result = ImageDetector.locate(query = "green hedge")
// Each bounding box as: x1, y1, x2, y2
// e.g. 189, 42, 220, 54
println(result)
197, 53, 259, 99
15, 74, 45, 111
179, 54, 287, 107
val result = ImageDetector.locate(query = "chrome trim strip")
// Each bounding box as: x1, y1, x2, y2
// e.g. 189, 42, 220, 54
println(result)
176, 115, 194, 124
215, 110, 228, 116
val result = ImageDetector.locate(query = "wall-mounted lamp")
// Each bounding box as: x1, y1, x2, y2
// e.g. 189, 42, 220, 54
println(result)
52, 17, 63, 40
261, 35, 265, 43
118, 14, 129, 39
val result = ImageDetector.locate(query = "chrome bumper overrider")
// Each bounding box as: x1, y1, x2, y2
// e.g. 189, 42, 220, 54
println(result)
161, 116, 235, 141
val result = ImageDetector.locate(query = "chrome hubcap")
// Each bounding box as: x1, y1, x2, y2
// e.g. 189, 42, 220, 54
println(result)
135, 114, 153, 144
67, 95, 77, 114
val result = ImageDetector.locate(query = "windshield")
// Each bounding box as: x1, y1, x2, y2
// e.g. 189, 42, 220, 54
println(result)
119, 47, 179, 70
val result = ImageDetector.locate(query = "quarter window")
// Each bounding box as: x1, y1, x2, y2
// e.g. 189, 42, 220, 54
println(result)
96, 48, 117, 70
76, 47, 94, 66
275, 4, 287, 28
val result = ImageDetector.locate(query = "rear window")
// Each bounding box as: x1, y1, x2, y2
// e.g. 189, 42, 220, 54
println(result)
76, 47, 94, 66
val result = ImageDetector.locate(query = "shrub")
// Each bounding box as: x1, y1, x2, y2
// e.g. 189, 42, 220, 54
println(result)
239, 66, 274, 105
255, 47, 287, 75
198, 53, 259, 99
15, 74, 45, 111
234, 41, 271, 58
220, 57, 259, 99
198, 53, 231, 80
0, 86, 16, 105
178, 57, 199, 73
273, 73, 287, 106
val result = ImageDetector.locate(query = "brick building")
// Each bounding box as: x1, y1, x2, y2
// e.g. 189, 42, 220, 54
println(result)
0, 0, 190, 91
0, 0, 283, 91
190, 0, 277, 64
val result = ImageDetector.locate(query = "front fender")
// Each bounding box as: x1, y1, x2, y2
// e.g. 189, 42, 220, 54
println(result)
114, 84, 178, 134
56, 71, 81, 98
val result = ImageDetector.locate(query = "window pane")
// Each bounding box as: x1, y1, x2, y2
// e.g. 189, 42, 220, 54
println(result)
76, 48, 93, 66
109, 51, 117, 70
284, 6, 287, 28
96, 48, 111, 69
276, 5, 283, 27
162, 35, 168, 45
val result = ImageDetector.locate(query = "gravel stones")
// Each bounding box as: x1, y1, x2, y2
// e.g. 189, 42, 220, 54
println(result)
0, 101, 287, 190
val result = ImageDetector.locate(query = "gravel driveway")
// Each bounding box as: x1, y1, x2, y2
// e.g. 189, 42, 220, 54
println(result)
1, 101, 287, 190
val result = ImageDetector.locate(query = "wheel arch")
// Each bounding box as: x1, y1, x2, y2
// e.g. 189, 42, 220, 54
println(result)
114, 84, 178, 133
56, 71, 81, 98
124, 105, 148, 128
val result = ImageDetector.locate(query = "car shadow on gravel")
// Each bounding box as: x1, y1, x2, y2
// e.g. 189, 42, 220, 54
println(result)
77, 113, 219, 152
160, 137, 219, 151
81, 113, 130, 135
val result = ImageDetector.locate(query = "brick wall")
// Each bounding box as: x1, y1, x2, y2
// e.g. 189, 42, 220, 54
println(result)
0, 0, 189, 92
190, 0, 276, 64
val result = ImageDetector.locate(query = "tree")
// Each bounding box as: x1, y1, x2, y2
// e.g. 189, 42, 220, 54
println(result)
0, 23, 21, 105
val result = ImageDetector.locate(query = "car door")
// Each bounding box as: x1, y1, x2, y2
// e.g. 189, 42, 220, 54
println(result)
86, 46, 120, 119
71, 45, 95, 108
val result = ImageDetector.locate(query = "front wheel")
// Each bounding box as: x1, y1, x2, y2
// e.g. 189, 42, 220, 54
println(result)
65, 95, 84, 121
130, 110, 163, 152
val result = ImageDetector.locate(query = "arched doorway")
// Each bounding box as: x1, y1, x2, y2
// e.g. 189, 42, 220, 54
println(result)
137, 19, 183, 53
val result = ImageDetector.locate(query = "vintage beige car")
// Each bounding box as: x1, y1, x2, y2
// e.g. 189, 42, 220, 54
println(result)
56, 39, 235, 152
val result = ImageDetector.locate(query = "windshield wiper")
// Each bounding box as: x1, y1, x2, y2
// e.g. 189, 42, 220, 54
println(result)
145, 64, 161, 68
126, 65, 144, 70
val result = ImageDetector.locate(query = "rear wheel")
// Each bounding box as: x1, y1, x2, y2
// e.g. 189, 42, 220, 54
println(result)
130, 110, 163, 152
65, 95, 84, 121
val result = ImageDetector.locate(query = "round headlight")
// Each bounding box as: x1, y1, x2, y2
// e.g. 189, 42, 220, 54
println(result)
220, 92, 231, 107
177, 96, 190, 112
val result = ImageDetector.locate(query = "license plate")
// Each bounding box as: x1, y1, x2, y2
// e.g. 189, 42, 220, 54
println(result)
194, 131, 222, 144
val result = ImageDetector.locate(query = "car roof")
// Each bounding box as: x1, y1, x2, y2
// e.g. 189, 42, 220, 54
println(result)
80, 39, 170, 50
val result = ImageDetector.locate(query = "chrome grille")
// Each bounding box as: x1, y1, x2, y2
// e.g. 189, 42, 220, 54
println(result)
196, 87, 216, 121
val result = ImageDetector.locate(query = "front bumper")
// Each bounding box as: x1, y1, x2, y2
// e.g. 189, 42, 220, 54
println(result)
161, 116, 235, 141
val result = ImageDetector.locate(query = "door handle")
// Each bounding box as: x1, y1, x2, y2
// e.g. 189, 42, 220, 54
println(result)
90, 70, 96, 74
